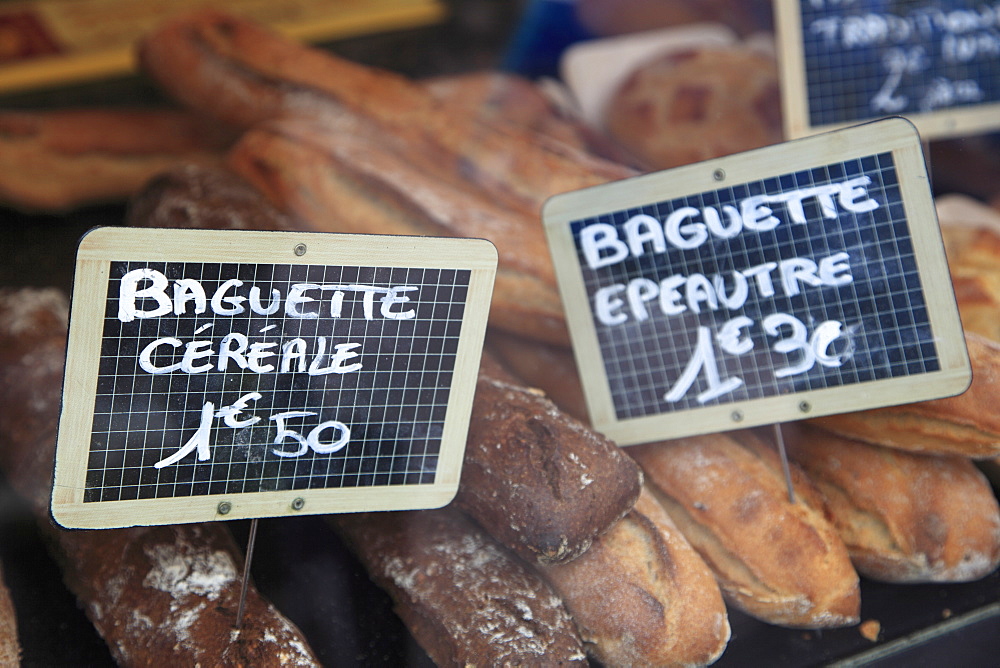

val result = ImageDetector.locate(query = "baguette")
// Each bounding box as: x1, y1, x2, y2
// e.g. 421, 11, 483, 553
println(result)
0, 108, 231, 212
126, 163, 296, 232
138, 10, 635, 217
935, 196, 1000, 481
937, 195, 1000, 276
0, 564, 17, 667
937, 196, 1000, 343
808, 332, 1000, 458
783, 424, 1000, 583
420, 71, 590, 149
540, 486, 731, 667
138, 9, 430, 130
0, 287, 321, 667
332, 507, 588, 667
455, 372, 643, 565
227, 117, 570, 346
630, 433, 860, 628
420, 70, 640, 166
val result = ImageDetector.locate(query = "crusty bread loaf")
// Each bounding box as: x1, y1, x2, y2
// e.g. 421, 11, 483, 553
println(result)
332, 507, 588, 666
938, 198, 1000, 277
951, 272, 1000, 342
420, 70, 639, 166
126, 163, 296, 231
630, 433, 860, 628
540, 486, 731, 667
0, 108, 231, 212
935, 196, 1000, 487
138, 10, 635, 217
486, 331, 589, 423
603, 44, 783, 171
0, 287, 321, 667
456, 372, 643, 564
783, 424, 1000, 583
0, 564, 18, 668
936, 196, 1000, 342
809, 332, 1000, 459
227, 117, 570, 346
138, 9, 430, 130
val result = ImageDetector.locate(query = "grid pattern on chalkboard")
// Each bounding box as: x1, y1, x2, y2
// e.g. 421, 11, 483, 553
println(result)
84, 262, 470, 502
799, 0, 1000, 127
571, 151, 938, 421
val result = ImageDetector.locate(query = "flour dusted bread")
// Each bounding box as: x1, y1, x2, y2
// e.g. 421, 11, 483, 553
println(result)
51, 524, 321, 667
456, 372, 643, 564
0, 287, 321, 667
540, 486, 730, 666
126, 163, 295, 231
630, 433, 860, 628
784, 425, 1000, 583
0, 108, 230, 212
333, 508, 587, 666
603, 44, 783, 171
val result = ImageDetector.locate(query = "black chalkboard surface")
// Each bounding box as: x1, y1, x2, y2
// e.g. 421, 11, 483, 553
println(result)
544, 117, 970, 446
775, 0, 1000, 139
52, 228, 497, 528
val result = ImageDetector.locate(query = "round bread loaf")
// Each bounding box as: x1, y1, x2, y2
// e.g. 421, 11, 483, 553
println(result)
603, 45, 783, 171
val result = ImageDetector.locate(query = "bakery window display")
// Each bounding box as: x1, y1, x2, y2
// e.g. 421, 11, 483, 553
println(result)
602, 45, 784, 171
0, 5, 998, 666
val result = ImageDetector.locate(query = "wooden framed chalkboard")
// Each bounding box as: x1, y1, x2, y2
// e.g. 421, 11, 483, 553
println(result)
544, 117, 970, 446
52, 228, 497, 529
775, 0, 1000, 139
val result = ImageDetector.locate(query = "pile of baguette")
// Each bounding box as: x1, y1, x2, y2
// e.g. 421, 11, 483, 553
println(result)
2, 9, 1000, 667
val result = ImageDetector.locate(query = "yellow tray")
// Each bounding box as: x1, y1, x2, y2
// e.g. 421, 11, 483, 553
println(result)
0, 0, 445, 93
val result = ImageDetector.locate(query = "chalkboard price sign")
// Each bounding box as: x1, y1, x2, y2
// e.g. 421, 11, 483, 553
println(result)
544, 118, 970, 446
53, 228, 497, 529
775, 0, 1000, 139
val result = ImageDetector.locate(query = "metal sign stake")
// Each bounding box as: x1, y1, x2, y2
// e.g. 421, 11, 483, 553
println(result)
235, 517, 260, 630
772, 424, 796, 504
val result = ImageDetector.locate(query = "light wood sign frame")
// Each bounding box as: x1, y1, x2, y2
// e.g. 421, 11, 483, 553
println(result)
53, 227, 497, 528
544, 117, 970, 446
775, 0, 1000, 140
